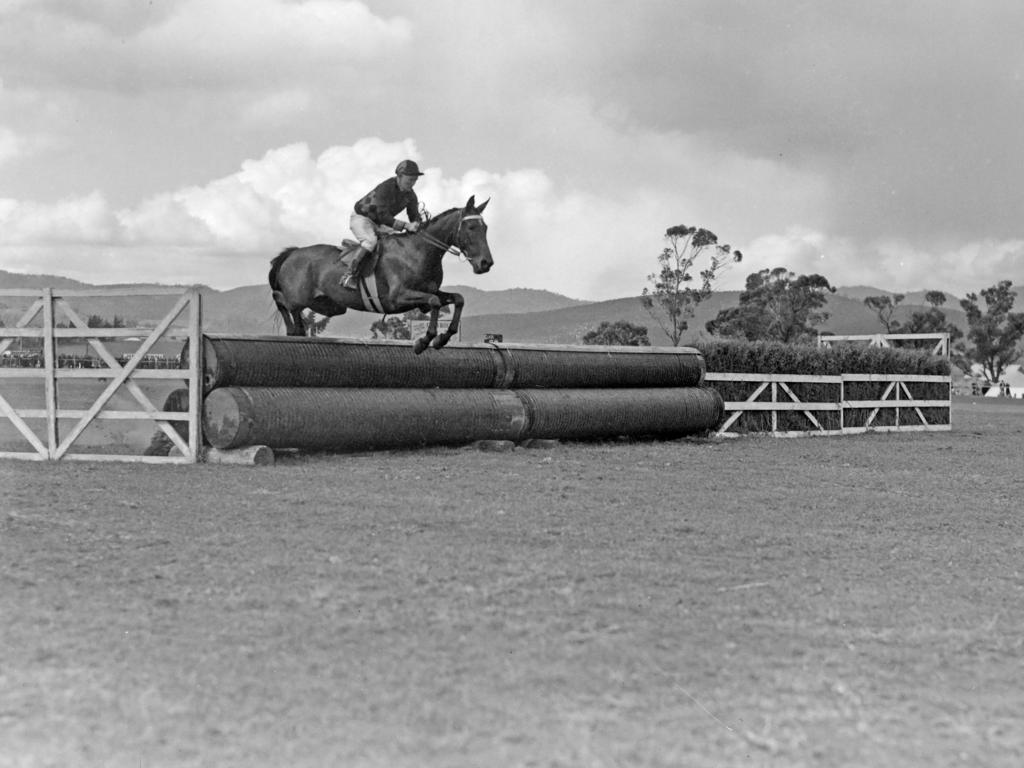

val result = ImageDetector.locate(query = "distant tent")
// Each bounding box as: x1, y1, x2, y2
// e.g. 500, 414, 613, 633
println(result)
999, 365, 1024, 398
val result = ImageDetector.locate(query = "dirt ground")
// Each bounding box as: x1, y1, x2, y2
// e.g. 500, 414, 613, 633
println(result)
1, 397, 1022, 768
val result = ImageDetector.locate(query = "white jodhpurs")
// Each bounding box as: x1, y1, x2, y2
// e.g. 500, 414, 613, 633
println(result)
350, 214, 379, 252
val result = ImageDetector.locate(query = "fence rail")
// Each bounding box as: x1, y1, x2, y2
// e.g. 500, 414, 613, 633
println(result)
818, 332, 950, 359
704, 371, 952, 437
0, 288, 202, 463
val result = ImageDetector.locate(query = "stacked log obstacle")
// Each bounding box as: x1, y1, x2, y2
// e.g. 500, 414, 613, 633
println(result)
195, 336, 724, 453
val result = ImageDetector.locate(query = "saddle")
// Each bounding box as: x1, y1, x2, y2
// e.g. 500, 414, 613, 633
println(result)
339, 238, 379, 274
340, 229, 408, 271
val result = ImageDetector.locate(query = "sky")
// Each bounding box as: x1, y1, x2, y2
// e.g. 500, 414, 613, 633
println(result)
1, 0, 1023, 302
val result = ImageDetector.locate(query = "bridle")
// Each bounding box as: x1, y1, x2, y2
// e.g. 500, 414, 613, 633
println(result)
417, 213, 484, 260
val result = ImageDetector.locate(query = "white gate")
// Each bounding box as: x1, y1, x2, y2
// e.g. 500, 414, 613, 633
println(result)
0, 287, 202, 463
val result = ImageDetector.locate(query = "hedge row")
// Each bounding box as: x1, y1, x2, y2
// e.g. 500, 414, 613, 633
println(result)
695, 340, 951, 433
695, 339, 950, 377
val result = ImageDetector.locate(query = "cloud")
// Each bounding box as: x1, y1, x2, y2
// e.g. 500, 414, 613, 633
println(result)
0, 125, 19, 165
135, 0, 412, 87
2, 134, 1022, 301
0, 117, 63, 169
0, 191, 114, 243
0, 138, 569, 290
421, 2, 1024, 245
740, 230, 1024, 297
0, 0, 412, 90
107, 140, 418, 248
1, 138, 431, 286
241, 89, 313, 125
871, 239, 1024, 296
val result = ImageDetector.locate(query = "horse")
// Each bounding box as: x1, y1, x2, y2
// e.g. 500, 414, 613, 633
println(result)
268, 196, 493, 354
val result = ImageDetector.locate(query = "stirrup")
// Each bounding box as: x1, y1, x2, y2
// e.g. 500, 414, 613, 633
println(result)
341, 272, 358, 289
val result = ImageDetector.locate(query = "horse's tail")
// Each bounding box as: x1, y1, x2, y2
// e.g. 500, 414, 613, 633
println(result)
268, 247, 297, 292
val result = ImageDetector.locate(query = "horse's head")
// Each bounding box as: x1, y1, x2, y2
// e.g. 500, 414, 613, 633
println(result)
455, 196, 493, 274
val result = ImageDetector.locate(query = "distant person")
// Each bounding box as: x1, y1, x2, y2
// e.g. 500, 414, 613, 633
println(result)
341, 159, 425, 289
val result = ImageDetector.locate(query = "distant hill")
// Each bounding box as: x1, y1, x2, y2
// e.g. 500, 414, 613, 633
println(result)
827, 294, 968, 338
458, 291, 970, 346
0, 270, 589, 335
198, 283, 589, 335
0, 270, 216, 329
0, 269, 211, 293
460, 293, 735, 345
446, 286, 590, 314
835, 285, 966, 305
0, 270, 93, 291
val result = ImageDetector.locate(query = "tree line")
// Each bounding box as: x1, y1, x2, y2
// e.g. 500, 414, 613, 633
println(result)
591, 224, 1024, 383
0, 314, 130, 329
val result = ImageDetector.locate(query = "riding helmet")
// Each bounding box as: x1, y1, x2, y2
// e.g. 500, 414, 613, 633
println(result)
395, 159, 425, 177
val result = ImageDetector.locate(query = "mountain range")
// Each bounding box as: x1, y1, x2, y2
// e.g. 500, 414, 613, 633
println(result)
0, 268, 988, 345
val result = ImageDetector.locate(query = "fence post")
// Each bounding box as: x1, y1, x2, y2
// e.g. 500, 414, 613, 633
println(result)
840, 376, 845, 433
771, 380, 778, 434
187, 289, 203, 463
896, 377, 901, 428
42, 288, 58, 458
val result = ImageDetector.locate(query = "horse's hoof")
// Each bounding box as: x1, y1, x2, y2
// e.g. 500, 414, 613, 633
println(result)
412, 338, 428, 355
431, 334, 450, 350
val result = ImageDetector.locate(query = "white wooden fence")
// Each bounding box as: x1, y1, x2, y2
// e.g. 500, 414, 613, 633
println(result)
818, 332, 950, 358
0, 288, 202, 463
704, 371, 952, 437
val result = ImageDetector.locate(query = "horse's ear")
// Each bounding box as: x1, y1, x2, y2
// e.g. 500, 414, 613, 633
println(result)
475, 197, 490, 214
464, 195, 476, 212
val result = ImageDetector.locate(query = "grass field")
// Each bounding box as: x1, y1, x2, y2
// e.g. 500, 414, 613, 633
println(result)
1, 397, 1022, 767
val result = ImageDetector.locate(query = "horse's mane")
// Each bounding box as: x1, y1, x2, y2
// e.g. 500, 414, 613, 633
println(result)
425, 207, 461, 224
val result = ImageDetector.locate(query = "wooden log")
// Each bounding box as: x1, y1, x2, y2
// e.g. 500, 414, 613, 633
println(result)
474, 439, 516, 452
203, 388, 527, 451
202, 386, 723, 452
194, 336, 706, 392
202, 445, 275, 466
520, 438, 559, 449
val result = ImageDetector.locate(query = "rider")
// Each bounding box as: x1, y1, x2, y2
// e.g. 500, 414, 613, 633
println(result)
341, 159, 425, 289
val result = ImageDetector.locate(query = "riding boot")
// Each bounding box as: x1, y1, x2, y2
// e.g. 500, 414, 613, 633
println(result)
342, 246, 371, 289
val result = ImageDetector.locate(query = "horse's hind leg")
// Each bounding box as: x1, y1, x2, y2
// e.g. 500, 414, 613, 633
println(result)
289, 309, 307, 336
271, 287, 301, 336
273, 300, 296, 335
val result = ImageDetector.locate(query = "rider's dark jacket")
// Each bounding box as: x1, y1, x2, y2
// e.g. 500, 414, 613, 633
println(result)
354, 178, 422, 228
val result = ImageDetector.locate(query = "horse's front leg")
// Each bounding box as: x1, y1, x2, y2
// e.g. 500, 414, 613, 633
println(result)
388, 289, 446, 353
412, 304, 442, 355
430, 291, 464, 349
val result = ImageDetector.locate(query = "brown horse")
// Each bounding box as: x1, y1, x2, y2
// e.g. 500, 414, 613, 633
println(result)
269, 196, 493, 353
